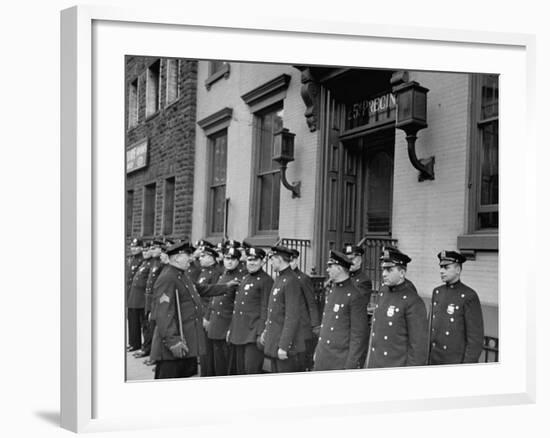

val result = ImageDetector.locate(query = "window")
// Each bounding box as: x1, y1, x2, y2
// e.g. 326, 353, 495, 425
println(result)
165, 59, 180, 105
146, 60, 160, 117
254, 104, 283, 233
205, 60, 230, 90
207, 130, 228, 235
163, 177, 175, 235
128, 78, 138, 128
126, 189, 134, 236
143, 183, 157, 236
458, 74, 499, 252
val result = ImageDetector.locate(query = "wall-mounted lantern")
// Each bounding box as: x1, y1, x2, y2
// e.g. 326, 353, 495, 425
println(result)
393, 81, 434, 181
273, 128, 301, 198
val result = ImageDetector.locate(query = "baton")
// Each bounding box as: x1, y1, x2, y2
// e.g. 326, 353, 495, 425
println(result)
174, 288, 186, 356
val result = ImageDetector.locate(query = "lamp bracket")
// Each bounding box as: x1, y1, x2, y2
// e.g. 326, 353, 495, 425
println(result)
279, 163, 301, 198
405, 133, 435, 181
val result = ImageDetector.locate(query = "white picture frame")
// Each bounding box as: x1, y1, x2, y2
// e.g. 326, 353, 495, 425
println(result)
60, 5, 536, 433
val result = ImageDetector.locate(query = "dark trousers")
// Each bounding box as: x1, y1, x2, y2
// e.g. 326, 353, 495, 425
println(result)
154, 358, 197, 379
233, 343, 264, 375
127, 308, 145, 349
200, 332, 215, 377
141, 317, 155, 355
270, 355, 299, 373
297, 337, 318, 371
211, 339, 230, 376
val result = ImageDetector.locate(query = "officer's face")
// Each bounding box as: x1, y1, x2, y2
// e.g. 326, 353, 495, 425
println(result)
199, 253, 216, 267
289, 258, 298, 270
326, 263, 341, 281
246, 257, 264, 273
160, 252, 169, 264
270, 255, 284, 272
130, 246, 142, 256
170, 252, 191, 270
382, 266, 405, 286
347, 254, 362, 272
223, 257, 239, 270
149, 246, 161, 257
143, 248, 152, 259
440, 263, 461, 284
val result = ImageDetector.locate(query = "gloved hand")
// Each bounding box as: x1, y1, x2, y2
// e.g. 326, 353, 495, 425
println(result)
169, 340, 189, 358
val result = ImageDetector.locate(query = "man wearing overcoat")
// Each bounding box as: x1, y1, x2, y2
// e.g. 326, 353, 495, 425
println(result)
428, 250, 484, 365
227, 247, 273, 374
261, 246, 305, 373
290, 249, 320, 371
127, 241, 152, 352
366, 247, 428, 368
313, 250, 369, 371
205, 246, 247, 376
150, 241, 206, 379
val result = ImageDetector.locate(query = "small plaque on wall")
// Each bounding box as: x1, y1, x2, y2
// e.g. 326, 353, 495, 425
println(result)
126, 139, 148, 173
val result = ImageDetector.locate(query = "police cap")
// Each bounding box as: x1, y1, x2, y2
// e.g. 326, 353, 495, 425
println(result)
437, 250, 466, 266
327, 250, 353, 270
380, 246, 411, 268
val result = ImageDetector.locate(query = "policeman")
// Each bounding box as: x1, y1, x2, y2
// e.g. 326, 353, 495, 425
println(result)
289, 249, 320, 371
194, 244, 223, 377
366, 247, 428, 368
261, 246, 305, 373
137, 237, 165, 359
343, 244, 373, 299
150, 241, 205, 379
313, 250, 369, 371
225, 239, 248, 276
185, 241, 200, 283
428, 250, 484, 365
127, 241, 152, 352
126, 238, 144, 302
343, 244, 373, 367
205, 246, 247, 376
227, 247, 274, 374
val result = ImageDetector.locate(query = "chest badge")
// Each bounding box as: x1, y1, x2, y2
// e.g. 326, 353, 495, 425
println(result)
159, 293, 170, 304
387, 305, 396, 317
198, 277, 205, 284
333, 304, 340, 312
447, 304, 456, 315
244, 284, 251, 291
273, 288, 280, 296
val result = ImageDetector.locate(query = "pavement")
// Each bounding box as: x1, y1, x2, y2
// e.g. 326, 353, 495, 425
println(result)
126, 349, 156, 381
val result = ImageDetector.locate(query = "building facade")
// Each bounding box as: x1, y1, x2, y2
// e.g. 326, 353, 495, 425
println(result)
125, 56, 198, 242
191, 61, 498, 347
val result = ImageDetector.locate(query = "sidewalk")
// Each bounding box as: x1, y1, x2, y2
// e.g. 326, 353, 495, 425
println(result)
126, 350, 155, 381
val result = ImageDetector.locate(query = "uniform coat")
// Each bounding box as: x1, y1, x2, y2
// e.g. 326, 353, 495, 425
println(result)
263, 267, 306, 358
428, 280, 484, 364
144, 258, 163, 313
126, 254, 143, 299
127, 259, 151, 309
350, 268, 373, 300
206, 267, 247, 340
293, 268, 321, 336
314, 278, 369, 370
186, 259, 201, 283
367, 279, 428, 368
150, 265, 206, 361
194, 263, 223, 315
228, 269, 273, 345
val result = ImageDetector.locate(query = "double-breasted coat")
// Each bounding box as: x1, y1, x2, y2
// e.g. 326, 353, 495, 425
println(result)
144, 257, 163, 314
263, 267, 306, 358
228, 269, 273, 345
314, 277, 369, 370
366, 279, 428, 368
428, 280, 484, 364
126, 254, 143, 298
293, 268, 321, 338
194, 263, 223, 318
150, 265, 206, 361
350, 268, 373, 300
205, 267, 248, 340
127, 259, 151, 309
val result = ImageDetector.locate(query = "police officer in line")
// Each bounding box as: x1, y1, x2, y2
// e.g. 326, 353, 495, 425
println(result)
136, 237, 165, 359
289, 249, 321, 371
227, 247, 274, 375
261, 246, 305, 373
127, 241, 152, 352
313, 250, 369, 371
194, 242, 223, 377
150, 241, 205, 379
428, 250, 484, 365
186, 241, 201, 283
126, 238, 144, 304
343, 244, 373, 298
366, 247, 428, 368
204, 246, 248, 376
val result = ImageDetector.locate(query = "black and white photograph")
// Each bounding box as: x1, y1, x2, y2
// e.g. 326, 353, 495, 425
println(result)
124, 58, 499, 381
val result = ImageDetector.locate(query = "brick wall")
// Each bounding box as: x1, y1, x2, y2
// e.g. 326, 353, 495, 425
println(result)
125, 56, 197, 243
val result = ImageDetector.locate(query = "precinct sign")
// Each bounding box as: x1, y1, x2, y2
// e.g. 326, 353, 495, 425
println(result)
126, 139, 148, 173
345, 92, 396, 131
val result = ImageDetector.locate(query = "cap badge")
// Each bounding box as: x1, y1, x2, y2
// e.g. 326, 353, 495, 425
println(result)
387, 305, 395, 317
447, 304, 456, 315
159, 293, 170, 304
383, 250, 390, 258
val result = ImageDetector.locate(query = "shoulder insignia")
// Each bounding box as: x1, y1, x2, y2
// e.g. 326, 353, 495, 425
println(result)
159, 293, 170, 304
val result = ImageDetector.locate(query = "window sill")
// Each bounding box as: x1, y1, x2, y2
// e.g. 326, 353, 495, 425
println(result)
457, 233, 498, 259
205, 64, 230, 90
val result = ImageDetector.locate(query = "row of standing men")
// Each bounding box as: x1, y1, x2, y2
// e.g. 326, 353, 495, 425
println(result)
126, 238, 484, 379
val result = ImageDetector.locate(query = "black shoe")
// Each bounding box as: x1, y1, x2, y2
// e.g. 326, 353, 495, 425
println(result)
127, 346, 139, 352
134, 351, 149, 358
